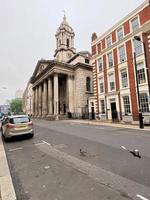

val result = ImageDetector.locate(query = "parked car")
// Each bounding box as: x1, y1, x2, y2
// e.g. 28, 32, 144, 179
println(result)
1, 115, 34, 141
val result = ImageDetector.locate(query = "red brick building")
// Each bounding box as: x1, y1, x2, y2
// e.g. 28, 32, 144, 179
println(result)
90, 0, 150, 123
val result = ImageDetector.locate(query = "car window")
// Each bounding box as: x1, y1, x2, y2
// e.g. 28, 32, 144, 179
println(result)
10, 117, 30, 124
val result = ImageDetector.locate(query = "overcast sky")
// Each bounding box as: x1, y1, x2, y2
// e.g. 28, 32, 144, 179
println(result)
0, 0, 144, 104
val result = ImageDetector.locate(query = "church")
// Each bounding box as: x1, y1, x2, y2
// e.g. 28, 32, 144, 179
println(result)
30, 15, 93, 119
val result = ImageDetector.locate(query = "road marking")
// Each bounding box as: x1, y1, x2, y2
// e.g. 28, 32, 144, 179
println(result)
8, 147, 23, 152
42, 140, 51, 146
136, 194, 149, 200
34, 142, 45, 146
121, 146, 127, 150
95, 127, 105, 130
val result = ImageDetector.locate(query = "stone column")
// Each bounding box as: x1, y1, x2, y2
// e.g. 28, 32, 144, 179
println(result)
54, 73, 59, 116
67, 75, 74, 113
42, 80, 48, 117
32, 88, 35, 116
35, 87, 38, 116
38, 84, 42, 116
48, 77, 53, 115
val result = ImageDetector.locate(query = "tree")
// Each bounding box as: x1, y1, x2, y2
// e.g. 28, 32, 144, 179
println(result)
10, 98, 23, 114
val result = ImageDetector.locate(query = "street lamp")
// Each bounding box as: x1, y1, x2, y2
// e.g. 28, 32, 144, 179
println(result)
134, 36, 150, 96
133, 35, 150, 129
133, 52, 144, 128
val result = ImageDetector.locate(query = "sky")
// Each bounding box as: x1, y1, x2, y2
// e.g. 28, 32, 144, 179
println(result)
0, 0, 144, 104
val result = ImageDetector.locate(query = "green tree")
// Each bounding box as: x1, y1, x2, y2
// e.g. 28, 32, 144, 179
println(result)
10, 98, 23, 114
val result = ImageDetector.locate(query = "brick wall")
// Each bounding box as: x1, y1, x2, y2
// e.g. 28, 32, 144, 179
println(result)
126, 40, 139, 120
92, 45, 96, 55
103, 55, 108, 94
123, 20, 130, 36
113, 48, 122, 119
139, 5, 150, 25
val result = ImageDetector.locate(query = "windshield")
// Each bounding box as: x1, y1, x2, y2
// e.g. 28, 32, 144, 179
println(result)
10, 117, 29, 124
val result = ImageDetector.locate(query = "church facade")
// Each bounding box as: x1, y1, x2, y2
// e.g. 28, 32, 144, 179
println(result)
30, 15, 93, 119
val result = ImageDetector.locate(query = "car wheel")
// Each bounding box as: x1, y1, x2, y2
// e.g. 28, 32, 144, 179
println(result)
30, 134, 34, 138
4, 135, 9, 142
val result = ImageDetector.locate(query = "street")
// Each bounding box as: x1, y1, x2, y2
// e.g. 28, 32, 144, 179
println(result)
3, 119, 150, 200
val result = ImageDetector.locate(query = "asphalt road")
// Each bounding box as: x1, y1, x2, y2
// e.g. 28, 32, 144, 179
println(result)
3, 119, 150, 200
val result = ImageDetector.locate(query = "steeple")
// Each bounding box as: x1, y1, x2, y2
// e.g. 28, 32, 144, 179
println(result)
54, 14, 76, 62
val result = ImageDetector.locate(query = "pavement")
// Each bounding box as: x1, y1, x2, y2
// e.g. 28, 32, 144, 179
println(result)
0, 127, 16, 200
0, 119, 150, 200
65, 119, 150, 132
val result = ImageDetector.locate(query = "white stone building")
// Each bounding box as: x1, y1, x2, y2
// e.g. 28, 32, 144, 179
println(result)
22, 82, 33, 115
30, 15, 93, 119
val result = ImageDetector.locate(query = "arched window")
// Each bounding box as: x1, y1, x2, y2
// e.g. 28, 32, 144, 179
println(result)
86, 77, 91, 92
67, 39, 69, 48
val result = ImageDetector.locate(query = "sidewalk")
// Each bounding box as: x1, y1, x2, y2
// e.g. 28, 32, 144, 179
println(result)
0, 135, 16, 200
67, 119, 150, 132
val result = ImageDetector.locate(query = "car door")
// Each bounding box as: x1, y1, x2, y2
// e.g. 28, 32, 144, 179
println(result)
2, 118, 9, 134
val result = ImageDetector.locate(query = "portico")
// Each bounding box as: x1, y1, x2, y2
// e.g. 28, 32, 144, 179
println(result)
32, 70, 74, 118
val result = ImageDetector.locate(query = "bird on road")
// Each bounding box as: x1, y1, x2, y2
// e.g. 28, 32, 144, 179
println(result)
80, 148, 87, 156
121, 146, 141, 158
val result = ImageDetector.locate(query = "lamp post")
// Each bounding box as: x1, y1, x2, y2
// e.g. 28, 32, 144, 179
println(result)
133, 52, 144, 128
133, 35, 150, 129
134, 36, 150, 96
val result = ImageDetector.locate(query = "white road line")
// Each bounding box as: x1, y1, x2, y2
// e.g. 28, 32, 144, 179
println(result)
136, 194, 149, 200
8, 147, 23, 152
34, 142, 45, 146
42, 140, 51, 146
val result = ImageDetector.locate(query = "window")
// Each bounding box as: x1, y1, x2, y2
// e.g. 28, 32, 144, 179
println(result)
99, 78, 104, 93
121, 69, 128, 88
139, 93, 149, 112
100, 100, 105, 113
109, 73, 115, 91
118, 46, 126, 62
131, 17, 139, 32
137, 62, 146, 84
106, 36, 112, 48
67, 39, 69, 48
117, 27, 123, 41
123, 96, 131, 114
133, 38, 143, 56
107, 52, 113, 67
98, 58, 103, 72
86, 77, 91, 92
10, 117, 30, 124
85, 58, 89, 64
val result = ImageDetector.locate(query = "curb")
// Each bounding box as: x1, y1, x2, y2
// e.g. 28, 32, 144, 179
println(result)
66, 120, 150, 131
0, 134, 16, 200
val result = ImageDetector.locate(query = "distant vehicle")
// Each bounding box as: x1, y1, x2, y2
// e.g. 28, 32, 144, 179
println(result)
1, 115, 34, 141
0, 113, 5, 121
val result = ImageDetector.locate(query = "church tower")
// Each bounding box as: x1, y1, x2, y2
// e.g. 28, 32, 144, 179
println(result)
54, 14, 76, 62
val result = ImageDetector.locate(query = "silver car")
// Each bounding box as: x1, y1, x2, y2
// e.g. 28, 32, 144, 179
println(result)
1, 115, 34, 141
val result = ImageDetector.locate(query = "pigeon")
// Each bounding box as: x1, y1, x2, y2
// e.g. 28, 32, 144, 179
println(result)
80, 148, 87, 156
121, 146, 141, 158
130, 149, 141, 158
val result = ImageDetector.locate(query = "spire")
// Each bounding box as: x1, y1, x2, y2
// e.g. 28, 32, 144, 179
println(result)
62, 10, 66, 22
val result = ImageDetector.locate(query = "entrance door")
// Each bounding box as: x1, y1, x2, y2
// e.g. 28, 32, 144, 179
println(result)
91, 107, 95, 120
63, 104, 66, 114
111, 102, 118, 121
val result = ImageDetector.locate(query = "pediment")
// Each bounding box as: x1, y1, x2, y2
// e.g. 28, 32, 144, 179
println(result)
36, 64, 48, 77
